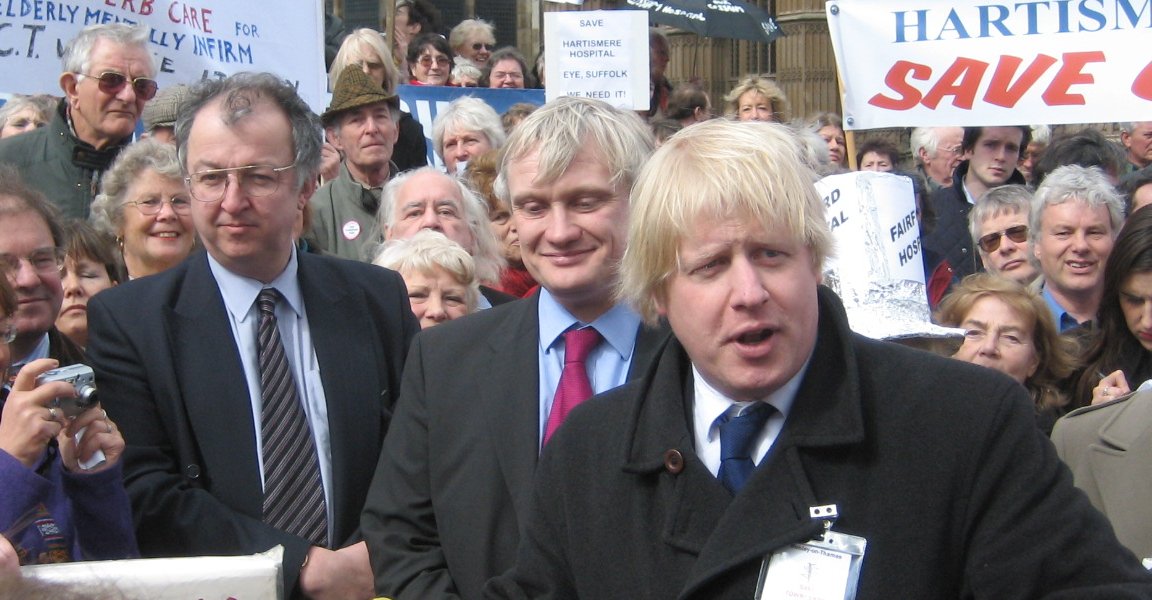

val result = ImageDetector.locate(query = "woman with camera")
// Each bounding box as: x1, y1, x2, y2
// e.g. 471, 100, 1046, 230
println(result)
0, 276, 136, 565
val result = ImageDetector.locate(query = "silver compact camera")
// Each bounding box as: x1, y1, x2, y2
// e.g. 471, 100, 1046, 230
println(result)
36, 364, 99, 418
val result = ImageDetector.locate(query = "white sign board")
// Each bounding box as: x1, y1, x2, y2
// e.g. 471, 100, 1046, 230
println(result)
544, 10, 649, 110
0, 0, 327, 111
826, 0, 1152, 129
817, 171, 959, 340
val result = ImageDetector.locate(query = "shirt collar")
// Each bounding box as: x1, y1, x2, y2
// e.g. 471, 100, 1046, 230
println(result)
208, 247, 303, 323
693, 353, 809, 441
1041, 284, 1084, 331
537, 287, 641, 361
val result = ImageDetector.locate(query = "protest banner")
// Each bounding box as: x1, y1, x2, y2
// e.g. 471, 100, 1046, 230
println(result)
543, 10, 649, 110
397, 84, 545, 168
22, 546, 283, 599
0, 0, 327, 110
817, 171, 955, 340
826, 0, 1152, 129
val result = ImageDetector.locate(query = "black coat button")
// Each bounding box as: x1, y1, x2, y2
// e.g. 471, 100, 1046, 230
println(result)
184, 464, 201, 479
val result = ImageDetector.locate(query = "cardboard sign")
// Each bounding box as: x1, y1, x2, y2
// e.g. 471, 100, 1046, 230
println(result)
0, 0, 326, 110
826, 0, 1152, 128
544, 10, 650, 110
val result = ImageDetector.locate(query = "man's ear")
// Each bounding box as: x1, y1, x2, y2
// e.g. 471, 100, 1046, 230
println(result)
324, 125, 341, 150
59, 72, 80, 105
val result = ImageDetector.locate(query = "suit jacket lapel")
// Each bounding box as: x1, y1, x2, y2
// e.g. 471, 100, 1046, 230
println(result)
482, 296, 544, 515
298, 256, 385, 539
169, 255, 263, 516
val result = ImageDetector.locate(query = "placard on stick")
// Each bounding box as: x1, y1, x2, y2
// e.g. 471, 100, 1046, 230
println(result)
544, 10, 649, 110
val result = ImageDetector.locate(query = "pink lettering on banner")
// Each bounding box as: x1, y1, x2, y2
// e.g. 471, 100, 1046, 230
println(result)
168, 1, 213, 33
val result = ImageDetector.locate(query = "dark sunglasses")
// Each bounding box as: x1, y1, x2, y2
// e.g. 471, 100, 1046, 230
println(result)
78, 71, 159, 100
471, 42, 495, 52
977, 225, 1028, 253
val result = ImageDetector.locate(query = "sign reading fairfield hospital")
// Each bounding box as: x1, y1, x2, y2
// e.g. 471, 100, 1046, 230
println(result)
0, 0, 326, 110
826, 0, 1152, 129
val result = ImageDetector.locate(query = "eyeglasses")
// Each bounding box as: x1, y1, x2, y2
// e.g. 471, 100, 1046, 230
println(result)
185, 163, 296, 203
492, 70, 524, 81
76, 71, 159, 100
124, 196, 193, 216
471, 42, 495, 52
418, 55, 451, 68
0, 319, 15, 344
0, 247, 65, 275
977, 225, 1029, 253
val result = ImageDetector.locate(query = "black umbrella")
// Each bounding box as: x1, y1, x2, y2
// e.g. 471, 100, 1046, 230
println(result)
625, 0, 782, 44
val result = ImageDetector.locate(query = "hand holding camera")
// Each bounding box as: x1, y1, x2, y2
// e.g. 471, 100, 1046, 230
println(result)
0, 360, 122, 473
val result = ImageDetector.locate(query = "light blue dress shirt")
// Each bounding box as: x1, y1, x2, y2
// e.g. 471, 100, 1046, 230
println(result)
536, 288, 641, 447
208, 248, 334, 539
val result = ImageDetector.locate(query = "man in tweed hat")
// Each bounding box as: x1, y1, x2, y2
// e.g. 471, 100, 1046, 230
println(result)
308, 65, 401, 261
141, 83, 190, 143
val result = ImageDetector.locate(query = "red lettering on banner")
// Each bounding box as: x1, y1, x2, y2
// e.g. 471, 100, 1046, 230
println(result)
868, 60, 932, 110
1133, 61, 1152, 101
1041, 51, 1105, 105
984, 55, 1057, 108
105, 0, 154, 15
869, 52, 1108, 111
168, 1, 214, 33
922, 58, 986, 109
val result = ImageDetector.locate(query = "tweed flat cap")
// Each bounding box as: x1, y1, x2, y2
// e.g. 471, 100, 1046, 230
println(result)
141, 84, 190, 132
321, 65, 398, 126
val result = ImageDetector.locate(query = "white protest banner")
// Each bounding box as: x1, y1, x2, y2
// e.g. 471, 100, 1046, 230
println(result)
817, 171, 957, 340
544, 10, 649, 109
0, 0, 327, 111
826, 0, 1152, 129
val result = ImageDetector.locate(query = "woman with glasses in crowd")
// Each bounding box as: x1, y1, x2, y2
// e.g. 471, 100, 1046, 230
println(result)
407, 32, 454, 86
90, 139, 195, 280
0, 275, 137, 566
936, 273, 1079, 433
1075, 207, 1152, 405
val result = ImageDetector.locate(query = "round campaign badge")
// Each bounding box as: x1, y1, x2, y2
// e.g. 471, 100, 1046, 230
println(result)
342, 220, 362, 240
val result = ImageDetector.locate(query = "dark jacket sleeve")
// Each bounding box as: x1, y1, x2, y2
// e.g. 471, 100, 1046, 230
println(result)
362, 333, 464, 598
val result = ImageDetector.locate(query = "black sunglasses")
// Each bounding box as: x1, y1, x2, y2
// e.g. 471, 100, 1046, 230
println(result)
78, 71, 159, 100
977, 225, 1028, 253
471, 42, 495, 52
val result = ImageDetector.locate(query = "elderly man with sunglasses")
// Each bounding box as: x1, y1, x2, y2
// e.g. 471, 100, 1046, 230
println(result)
0, 23, 157, 221
969, 185, 1039, 286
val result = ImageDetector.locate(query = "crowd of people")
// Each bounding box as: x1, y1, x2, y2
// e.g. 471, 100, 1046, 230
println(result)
2, 16, 1152, 600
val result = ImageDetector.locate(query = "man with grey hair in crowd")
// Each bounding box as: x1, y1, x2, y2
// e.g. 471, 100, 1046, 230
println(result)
309, 65, 401, 261
969, 185, 1039, 286
378, 165, 512, 307
1121, 121, 1152, 175
910, 126, 963, 193
486, 118, 1152, 600
0, 24, 156, 220
361, 97, 669, 599
87, 72, 418, 599
1030, 164, 1125, 331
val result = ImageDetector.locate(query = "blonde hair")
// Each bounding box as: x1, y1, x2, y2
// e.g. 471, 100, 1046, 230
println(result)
329, 28, 400, 94
619, 120, 832, 323
723, 75, 789, 122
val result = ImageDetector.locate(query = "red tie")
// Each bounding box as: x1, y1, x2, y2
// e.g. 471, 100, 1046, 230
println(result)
544, 327, 602, 444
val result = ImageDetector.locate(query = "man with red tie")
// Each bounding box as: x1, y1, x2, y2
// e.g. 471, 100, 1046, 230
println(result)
360, 97, 669, 599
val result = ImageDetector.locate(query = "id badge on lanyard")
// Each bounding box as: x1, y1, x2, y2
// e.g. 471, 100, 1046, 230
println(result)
754, 505, 867, 600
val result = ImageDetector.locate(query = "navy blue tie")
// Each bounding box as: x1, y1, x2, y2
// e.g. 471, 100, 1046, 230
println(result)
716, 403, 775, 494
